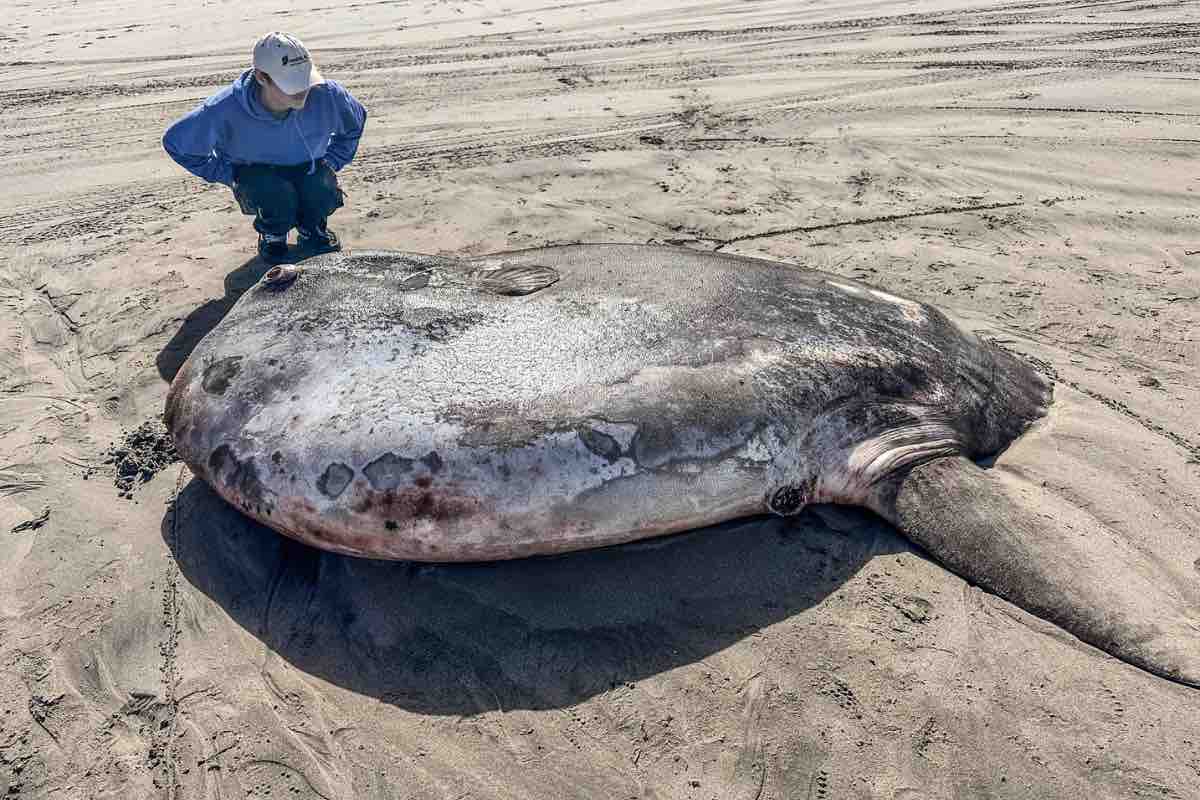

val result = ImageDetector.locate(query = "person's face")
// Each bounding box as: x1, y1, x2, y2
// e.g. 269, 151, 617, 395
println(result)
255, 70, 309, 110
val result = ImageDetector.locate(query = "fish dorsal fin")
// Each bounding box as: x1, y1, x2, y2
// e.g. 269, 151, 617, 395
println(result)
473, 264, 560, 296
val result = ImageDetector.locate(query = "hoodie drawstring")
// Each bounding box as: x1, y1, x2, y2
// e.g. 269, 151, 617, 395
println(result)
292, 113, 317, 175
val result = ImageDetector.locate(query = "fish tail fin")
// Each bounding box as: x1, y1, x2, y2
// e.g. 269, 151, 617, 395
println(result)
869, 455, 1200, 687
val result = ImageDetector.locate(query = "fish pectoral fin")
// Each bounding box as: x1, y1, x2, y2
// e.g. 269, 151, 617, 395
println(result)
870, 455, 1200, 687
473, 264, 560, 296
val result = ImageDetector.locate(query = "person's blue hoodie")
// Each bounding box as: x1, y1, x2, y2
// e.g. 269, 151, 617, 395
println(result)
162, 69, 367, 186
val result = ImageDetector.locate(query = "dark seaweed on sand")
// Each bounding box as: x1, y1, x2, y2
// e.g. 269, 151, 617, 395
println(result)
100, 421, 179, 497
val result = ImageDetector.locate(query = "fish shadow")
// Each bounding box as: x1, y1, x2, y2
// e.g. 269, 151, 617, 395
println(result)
155, 255, 272, 383
165, 478, 906, 714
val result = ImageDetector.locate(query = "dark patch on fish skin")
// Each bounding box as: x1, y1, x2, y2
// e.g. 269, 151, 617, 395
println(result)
768, 484, 809, 516
207, 445, 232, 479
579, 427, 623, 463
628, 420, 684, 468
208, 444, 273, 514
421, 451, 444, 473
202, 356, 243, 395
351, 486, 480, 523
363, 453, 415, 490
317, 462, 355, 499
271, 451, 283, 464
385, 520, 398, 530
422, 312, 486, 342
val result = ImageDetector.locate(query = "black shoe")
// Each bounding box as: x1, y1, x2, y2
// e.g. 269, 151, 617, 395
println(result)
298, 226, 341, 254
258, 232, 289, 263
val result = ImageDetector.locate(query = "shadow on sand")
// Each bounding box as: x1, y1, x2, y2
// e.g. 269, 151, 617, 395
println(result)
155, 255, 272, 383
164, 478, 905, 715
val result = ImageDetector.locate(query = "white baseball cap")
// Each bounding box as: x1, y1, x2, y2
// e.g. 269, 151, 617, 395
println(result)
252, 32, 323, 95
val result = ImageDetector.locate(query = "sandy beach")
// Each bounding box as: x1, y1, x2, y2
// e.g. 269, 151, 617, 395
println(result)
3, 0, 1200, 797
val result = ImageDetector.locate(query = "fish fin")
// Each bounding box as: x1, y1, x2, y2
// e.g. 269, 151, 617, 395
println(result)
870, 455, 1200, 687
473, 264, 560, 296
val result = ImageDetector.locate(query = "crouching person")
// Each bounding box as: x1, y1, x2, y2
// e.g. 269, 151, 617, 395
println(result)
163, 32, 367, 263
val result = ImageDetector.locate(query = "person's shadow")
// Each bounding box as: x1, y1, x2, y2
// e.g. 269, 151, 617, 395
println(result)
156, 255, 272, 383
164, 478, 905, 715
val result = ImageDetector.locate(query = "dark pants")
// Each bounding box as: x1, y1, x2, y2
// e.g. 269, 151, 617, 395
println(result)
233, 161, 344, 236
